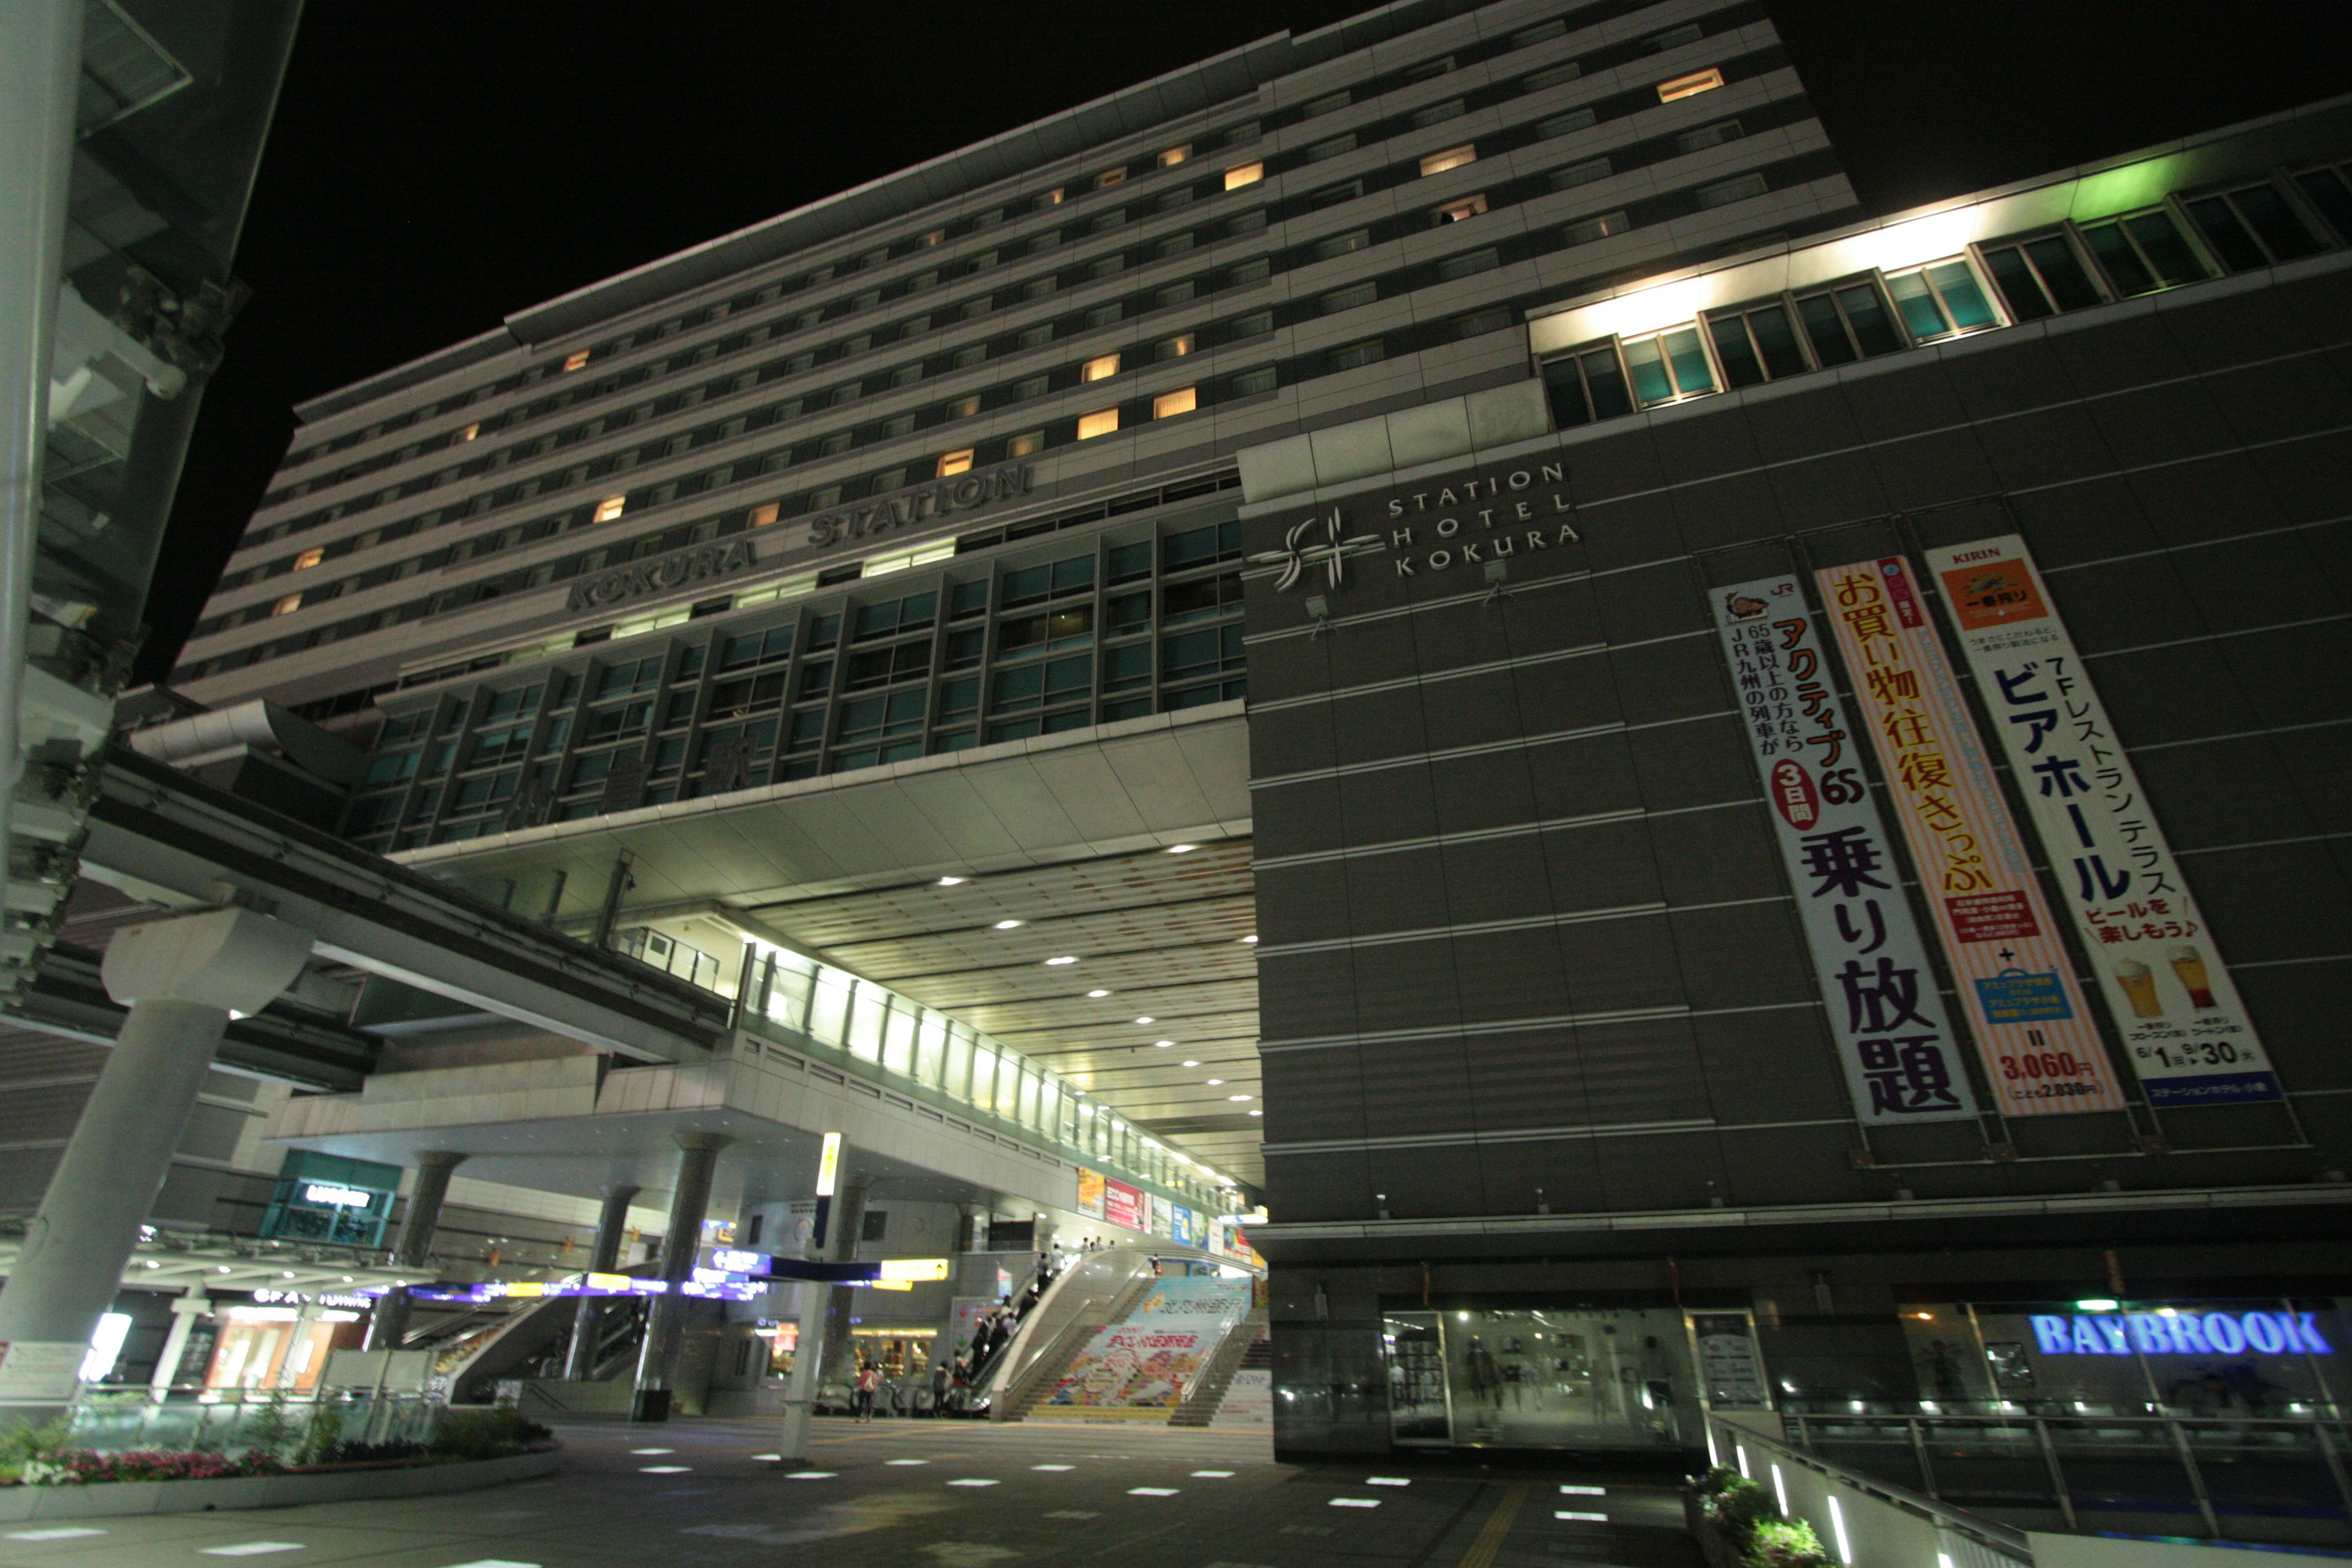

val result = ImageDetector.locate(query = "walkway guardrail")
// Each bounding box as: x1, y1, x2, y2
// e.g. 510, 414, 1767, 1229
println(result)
64, 1389, 442, 1456
1711, 1412, 2034, 1568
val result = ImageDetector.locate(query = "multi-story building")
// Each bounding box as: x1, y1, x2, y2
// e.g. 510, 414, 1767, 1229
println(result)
140, 0, 2352, 1520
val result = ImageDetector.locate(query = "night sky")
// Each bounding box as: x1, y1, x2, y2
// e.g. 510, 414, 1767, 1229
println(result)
143, 1, 2347, 684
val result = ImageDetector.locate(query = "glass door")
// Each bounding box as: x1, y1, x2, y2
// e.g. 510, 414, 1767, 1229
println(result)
1382, 1312, 1452, 1445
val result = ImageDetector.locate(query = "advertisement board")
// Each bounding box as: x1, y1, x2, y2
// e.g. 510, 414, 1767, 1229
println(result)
1169, 1204, 1203, 1248
1817, 556, 2126, 1115
1711, 575, 1978, 1123
1076, 1167, 1106, 1219
1925, 536, 2282, 1108
1101, 1178, 1147, 1232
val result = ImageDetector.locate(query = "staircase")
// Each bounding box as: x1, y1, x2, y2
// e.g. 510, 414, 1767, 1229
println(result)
999, 1275, 1156, 1422
1170, 1308, 1268, 1427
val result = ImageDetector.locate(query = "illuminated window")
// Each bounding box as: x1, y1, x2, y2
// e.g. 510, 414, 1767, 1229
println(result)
922, 228, 945, 247
594, 495, 627, 523
1095, 167, 1126, 190
1883, 260, 2000, 341
1658, 67, 1725, 102
1036, 187, 1064, 208
750, 502, 781, 527
1081, 353, 1121, 382
563, 350, 590, 371
1155, 333, 1195, 360
1436, 194, 1488, 224
945, 394, 981, 419
1152, 387, 1197, 420
1158, 145, 1190, 168
271, 594, 303, 616
456, 423, 479, 442
1076, 407, 1120, 440
1006, 430, 1045, 458
1224, 162, 1264, 190
1621, 325, 1717, 406
293, 547, 324, 571
1564, 210, 1630, 246
1419, 145, 1476, 177
937, 449, 975, 477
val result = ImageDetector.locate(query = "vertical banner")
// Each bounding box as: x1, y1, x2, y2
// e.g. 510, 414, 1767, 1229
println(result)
1926, 536, 2280, 1106
1711, 576, 1977, 1123
1817, 556, 2128, 1115
1076, 1168, 1106, 1219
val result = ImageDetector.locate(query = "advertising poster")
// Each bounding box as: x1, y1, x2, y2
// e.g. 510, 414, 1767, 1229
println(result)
1926, 536, 2280, 1106
1711, 576, 1978, 1123
1076, 1167, 1106, 1219
1169, 1204, 1202, 1248
1817, 556, 2127, 1115
1101, 1178, 1146, 1232
1042, 1278, 1251, 1412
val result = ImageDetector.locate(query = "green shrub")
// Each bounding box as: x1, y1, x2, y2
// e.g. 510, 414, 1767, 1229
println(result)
1705, 1473, 1779, 1536
241, 1395, 300, 1461
0, 1419, 70, 1484
1745, 1518, 1830, 1568
428, 1406, 552, 1462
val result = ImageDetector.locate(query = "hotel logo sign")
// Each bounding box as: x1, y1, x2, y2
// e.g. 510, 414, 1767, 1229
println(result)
1245, 459, 1580, 593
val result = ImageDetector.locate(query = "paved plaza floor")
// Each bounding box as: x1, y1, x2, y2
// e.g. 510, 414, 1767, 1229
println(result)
0, 1416, 1704, 1568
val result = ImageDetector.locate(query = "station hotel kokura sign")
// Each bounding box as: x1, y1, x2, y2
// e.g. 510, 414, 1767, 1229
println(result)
1246, 458, 1580, 591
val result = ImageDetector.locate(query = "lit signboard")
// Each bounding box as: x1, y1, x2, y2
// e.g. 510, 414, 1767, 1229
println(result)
2029, 1310, 2334, 1355
301, 1183, 374, 1208
816, 1133, 842, 1197
877, 1257, 949, 1283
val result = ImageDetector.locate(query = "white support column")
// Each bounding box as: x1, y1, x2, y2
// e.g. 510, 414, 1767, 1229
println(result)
630, 1131, 729, 1422
0, 909, 309, 1421
147, 1290, 210, 1395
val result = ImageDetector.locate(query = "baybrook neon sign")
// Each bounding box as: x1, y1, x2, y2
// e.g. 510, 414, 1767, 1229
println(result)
2029, 1310, 2334, 1356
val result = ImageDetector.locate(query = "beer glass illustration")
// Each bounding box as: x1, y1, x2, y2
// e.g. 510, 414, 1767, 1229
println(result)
2114, 960, 2163, 1018
2168, 945, 2218, 1009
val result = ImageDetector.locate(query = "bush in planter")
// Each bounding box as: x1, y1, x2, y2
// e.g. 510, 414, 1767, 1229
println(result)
1744, 1518, 1830, 1568
316, 1438, 431, 1466
0, 1419, 70, 1485
1703, 1472, 1779, 1537
429, 1408, 553, 1462
20, 1449, 284, 1485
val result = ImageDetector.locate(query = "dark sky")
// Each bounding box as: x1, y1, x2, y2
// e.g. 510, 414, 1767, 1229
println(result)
145, 1, 2349, 684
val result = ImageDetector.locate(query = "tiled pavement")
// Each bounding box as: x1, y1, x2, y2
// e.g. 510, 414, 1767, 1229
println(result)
0, 1417, 1704, 1568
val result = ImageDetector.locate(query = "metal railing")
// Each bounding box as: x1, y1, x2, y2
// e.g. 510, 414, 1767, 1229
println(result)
1711, 1413, 2034, 1568
1784, 1410, 2352, 1544
64, 1389, 443, 1456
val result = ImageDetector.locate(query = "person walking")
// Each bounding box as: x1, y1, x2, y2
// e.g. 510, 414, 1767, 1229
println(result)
854, 1358, 880, 1422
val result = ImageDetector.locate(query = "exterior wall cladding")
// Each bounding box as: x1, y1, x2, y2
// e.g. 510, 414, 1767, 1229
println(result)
1242, 221, 2352, 1453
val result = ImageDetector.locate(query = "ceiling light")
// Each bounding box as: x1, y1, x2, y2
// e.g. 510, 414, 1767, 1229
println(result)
1087, 989, 1110, 998
1206, 1079, 1224, 1086
1135, 1016, 1154, 1025
1240, 935, 1259, 944
1167, 844, 1196, 854
1155, 1039, 1174, 1048
1229, 1095, 1252, 1102
939, 875, 967, 886
1249, 1109, 1262, 1117
993, 919, 1022, 930
1182, 1060, 1199, 1068
1045, 956, 1078, 966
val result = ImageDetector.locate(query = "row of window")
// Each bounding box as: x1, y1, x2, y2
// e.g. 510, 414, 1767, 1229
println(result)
260, 0, 1750, 519
1540, 161, 2352, 427
341, 523, 1248, 844
210, 56, 1799, 638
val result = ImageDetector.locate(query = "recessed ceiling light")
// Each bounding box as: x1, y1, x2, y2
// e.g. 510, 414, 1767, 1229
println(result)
1087, 989, 1110, 998
1167, 843, 1197, 854
1229, 1094, 1252, 1102
939, 875, 967, 886
1154, 1039, 1174, 1048
1206, 1079, 1224, 1086
1044, 955, 1078, 965
1135, 1016, 1154, 1025
1240, 934, 1258, 944
1182, 1060, 1200, 1068
993, 919, 1022, 930
1248, 1109, 1262, 1117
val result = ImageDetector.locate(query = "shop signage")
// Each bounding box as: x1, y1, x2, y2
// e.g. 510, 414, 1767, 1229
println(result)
2029, 1310, 2333, 1355
1711, 576, 1976, 1123
251, 1289, 372, 1309
804, 464, 1033, 549
1076, 1167, 1106, 1219
567, 537, 756, 612
1926, 536, 2282, 1107
1245, 460, 1578, 592
1817, 556, 2127, 1115
299, 1183, 374, 1208
1101, 1178, 1147, 1232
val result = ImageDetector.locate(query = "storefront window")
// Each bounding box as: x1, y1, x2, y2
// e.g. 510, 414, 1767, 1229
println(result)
1380, 1306, 1702, 1449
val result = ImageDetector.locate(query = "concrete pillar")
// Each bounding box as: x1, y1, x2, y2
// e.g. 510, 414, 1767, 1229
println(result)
815, 1180, 870, 1395
148, 1291, 210, 1394
563, 1183, 639, 1381
630, 1132, 728, 1421
274, 1302, 321, 1389
362, 1150, 467, 1352
776, 1156, 860, 1463
0, 910, 309, 1421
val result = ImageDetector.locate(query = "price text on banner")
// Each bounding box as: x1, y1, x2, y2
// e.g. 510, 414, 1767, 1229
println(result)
1816, 556, 2126, 1115
1926, 535, 2281, 1107
1711, 575, 1977, 1123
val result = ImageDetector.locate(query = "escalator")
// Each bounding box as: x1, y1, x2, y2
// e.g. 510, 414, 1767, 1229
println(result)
976, 1248, 1256, 1425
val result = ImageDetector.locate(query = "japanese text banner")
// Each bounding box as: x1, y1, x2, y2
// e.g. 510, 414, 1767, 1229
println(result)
1711, 575, 1977, 1123
1817, 556, 2127, 1115
1926, 535, 2280, 1106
